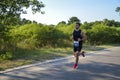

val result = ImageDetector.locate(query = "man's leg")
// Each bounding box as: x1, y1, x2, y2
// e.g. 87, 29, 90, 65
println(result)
73, 51, 80, 69
81, 50, 85, 57
75, 51, 79, 64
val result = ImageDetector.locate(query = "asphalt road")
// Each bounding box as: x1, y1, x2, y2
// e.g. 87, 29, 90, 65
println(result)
0, 47, 120, 80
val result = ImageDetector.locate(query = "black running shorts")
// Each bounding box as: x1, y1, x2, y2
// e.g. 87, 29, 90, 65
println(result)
73, 41, 82, 52
74, 46, 82, 52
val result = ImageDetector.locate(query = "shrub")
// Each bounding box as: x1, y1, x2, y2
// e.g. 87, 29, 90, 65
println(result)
86, 24, 119, 45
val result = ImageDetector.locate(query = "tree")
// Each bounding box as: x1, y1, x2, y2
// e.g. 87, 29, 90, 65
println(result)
82, 21, 92, 29
20, 18, 32, 24
68, 16, 80, 25
103, 19, 110, 26
116, 7, 120, 15
0, 0, 45, 26
57, 21, 66, 25
103, 19, 120, 27
32, 20, 37, 24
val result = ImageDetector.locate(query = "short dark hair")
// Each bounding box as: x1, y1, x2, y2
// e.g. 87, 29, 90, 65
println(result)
76, 22, 81, 26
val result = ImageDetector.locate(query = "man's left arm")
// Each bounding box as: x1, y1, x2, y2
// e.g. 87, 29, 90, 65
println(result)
81, 31, 86, 41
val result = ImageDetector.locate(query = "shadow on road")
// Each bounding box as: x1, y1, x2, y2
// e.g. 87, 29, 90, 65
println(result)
0, 61, 120, 80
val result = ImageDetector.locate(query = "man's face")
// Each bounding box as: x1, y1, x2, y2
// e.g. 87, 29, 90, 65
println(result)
75, 24, 80, 29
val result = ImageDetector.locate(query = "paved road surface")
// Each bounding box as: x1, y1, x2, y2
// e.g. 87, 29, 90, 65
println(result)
0, 47, 120, 80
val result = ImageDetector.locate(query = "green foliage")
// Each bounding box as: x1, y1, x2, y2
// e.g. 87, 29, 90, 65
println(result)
8, 22, 120, 49
57, 23, 75, 35
81, 22, 93, 30
86, 24, 120, 45
82, 19, 120, 28
57, 21, 66, 25
9, 24, 69, 49
0, 51, 13, 61
0, 19, 120, 61
116, 27, 120, 42
68, 17, 80, 25
116, 7, 120, 12
0, 0, 44, 26
116, 7, 120, 15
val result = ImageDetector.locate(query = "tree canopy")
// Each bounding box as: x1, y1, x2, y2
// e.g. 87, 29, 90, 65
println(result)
116, 7, 120, 15
0, 0, 45, 26
68, 16, 80, 25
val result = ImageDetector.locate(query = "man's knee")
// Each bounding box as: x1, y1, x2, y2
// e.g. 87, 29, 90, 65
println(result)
74, 51, 79, 57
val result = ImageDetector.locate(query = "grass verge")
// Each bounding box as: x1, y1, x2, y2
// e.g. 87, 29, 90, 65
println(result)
0, 47, 72, 71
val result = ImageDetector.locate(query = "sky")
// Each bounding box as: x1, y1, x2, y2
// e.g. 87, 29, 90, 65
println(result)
21, 0, 120, 25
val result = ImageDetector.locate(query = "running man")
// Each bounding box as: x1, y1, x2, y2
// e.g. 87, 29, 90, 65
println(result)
72, 23, 86, 69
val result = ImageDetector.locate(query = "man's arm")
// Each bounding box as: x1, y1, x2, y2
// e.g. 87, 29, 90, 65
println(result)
78, 31, 86, 42
81, 31, 86, 41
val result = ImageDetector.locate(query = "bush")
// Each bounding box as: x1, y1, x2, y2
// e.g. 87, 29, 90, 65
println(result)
56, 23, 75, 35
86, 24, 119, 45
0, 51, 13, 61
8, 23, 69, 49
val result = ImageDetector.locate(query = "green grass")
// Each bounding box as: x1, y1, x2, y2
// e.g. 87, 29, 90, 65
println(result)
0, 47, 73, 71
0, 44, 119, 71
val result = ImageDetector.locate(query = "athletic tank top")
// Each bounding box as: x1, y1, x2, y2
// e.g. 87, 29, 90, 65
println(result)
73, 29, 82, 41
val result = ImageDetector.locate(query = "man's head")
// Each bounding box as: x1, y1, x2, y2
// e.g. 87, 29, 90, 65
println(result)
75, 23, 81, 29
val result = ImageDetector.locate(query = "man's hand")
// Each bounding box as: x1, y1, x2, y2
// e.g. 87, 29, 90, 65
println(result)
78, 38, 82, 42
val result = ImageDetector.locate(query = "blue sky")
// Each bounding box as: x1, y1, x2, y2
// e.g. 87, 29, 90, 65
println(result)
21, 0, 120, 25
